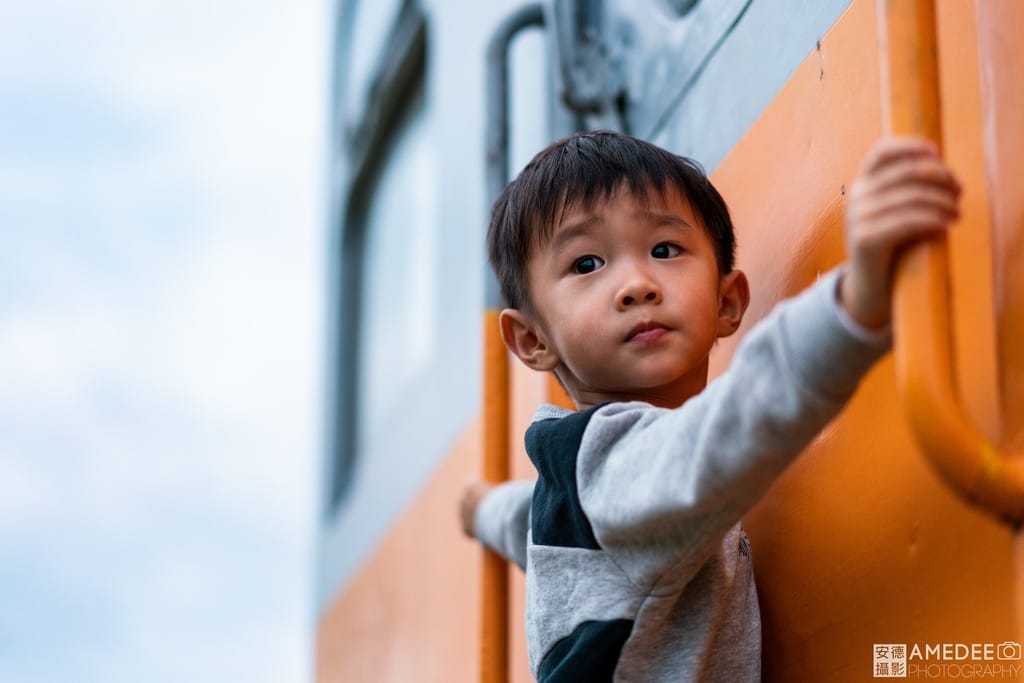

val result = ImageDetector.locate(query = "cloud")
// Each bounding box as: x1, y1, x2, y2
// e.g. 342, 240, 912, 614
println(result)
0, 0, 328, 681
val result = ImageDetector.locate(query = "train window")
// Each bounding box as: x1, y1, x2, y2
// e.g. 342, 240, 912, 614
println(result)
329, 0, 428, 510
354, 85, 434, 454
347, 0, 407, 127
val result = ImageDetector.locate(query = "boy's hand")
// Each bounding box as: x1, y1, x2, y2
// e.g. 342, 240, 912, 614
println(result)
459, 479, 495, 539
840, 138, 961, 330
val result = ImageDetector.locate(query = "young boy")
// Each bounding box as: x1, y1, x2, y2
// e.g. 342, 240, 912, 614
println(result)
461, 131, 960, 681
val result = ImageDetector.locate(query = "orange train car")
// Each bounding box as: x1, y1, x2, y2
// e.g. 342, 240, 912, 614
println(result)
317, 0, 1023, 680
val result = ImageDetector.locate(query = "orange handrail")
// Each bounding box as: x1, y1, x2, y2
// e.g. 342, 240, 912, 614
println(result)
481, 311, 510, 683
879, 0, 1024, 524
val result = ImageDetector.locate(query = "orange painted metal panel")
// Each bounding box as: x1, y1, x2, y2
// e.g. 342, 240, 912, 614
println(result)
936, 0, 1000, 442
712, 0, 1018, 679
316, 420, 483, 683
975, 3, 1024, 450
973, 0, 1024, 640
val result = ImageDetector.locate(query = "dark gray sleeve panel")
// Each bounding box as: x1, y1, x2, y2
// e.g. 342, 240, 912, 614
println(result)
537, 618, 633, 683
525, 407, 607, 551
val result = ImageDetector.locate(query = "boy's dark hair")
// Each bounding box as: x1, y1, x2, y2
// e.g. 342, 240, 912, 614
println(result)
487, 130, 736, 313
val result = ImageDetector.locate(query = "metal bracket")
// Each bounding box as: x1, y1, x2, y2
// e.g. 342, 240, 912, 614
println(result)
552, 0, 630, 128
551, 0, 752, 137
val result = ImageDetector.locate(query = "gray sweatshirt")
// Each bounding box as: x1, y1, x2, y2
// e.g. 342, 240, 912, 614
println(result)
474, 269, 890, 682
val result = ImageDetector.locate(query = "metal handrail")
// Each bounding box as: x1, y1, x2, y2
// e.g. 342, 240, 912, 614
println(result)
482, 6, 547, 683
879, 0, 1024, 524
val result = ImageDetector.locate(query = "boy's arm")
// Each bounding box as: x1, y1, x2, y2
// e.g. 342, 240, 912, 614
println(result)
576, 138, 958, 580
461, 479, 534, 571
576, 270, 887, 572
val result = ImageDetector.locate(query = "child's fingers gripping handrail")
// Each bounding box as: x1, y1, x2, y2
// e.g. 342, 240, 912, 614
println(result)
879, 0, 1024, 524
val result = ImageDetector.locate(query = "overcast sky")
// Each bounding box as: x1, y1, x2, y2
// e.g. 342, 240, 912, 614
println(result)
0, 1, 328, 681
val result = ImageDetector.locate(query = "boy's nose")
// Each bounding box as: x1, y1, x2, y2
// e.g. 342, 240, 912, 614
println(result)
616, 275, 663, 310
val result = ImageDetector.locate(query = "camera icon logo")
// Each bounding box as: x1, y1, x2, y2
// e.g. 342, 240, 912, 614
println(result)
997, 641, 1022, 660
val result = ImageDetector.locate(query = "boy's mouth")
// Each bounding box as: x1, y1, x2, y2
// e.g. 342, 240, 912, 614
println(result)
625, 321, 670, 342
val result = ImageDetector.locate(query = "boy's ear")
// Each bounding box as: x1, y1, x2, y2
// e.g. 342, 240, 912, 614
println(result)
717, 270, 750, 338
498, 308, 559, 372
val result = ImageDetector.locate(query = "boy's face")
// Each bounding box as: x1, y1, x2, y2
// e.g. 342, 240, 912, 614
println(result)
501, 186, 748, 410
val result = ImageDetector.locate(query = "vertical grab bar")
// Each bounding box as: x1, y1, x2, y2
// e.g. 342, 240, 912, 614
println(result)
878, 0, 1024, 524
483, 6, 546, 683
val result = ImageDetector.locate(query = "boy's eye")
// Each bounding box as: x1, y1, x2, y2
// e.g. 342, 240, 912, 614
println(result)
572, 255, 605, 274
651, 242, 683, 259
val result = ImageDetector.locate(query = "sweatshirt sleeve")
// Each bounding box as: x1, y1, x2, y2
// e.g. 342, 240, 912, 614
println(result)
575, 269, 889, 577
474, 479, 534, 570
